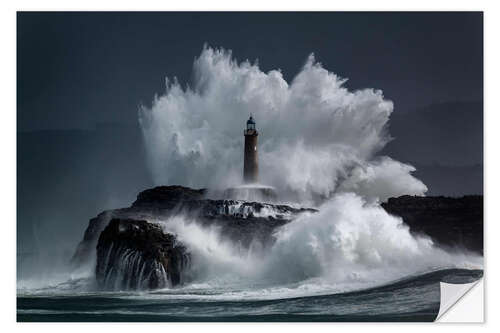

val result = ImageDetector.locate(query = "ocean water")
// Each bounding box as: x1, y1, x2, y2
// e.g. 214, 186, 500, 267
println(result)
17, 268, 482, 322
17, 194, 483, 322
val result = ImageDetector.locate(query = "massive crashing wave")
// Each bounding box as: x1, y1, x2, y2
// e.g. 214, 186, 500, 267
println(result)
131, 46, 482, 295
139, 46, 427, 203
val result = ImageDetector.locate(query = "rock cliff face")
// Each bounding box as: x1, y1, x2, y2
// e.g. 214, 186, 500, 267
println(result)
381, 195, 483, 254
96, 218, 189, 290
72, 186, 483, 291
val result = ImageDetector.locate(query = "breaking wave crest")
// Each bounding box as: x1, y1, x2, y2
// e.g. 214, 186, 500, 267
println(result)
139, 46, 427, 203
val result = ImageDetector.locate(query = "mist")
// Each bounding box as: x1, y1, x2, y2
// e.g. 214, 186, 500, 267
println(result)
17, 125, 153, 282
139, 46, 427, 203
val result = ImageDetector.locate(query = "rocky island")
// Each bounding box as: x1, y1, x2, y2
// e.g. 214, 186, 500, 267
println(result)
71, 186, 483, 291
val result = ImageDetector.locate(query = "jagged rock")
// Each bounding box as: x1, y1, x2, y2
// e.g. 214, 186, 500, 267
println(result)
381, 195, 483, 254
95, 218, 189, 290
132, 185, 206, 208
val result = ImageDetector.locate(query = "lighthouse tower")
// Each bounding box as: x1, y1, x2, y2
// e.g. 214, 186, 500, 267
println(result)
243, 115, 259, 183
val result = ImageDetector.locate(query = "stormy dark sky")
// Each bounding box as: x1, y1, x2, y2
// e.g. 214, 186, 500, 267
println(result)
17, 12, 483, 266
18, 12, 482, 131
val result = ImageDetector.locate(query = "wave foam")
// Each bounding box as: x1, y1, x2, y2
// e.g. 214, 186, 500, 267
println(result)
157, 193, 482, 297
139, 46, 427, 202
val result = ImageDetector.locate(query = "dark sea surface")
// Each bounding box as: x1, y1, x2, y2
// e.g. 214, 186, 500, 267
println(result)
17, 268, 482, 322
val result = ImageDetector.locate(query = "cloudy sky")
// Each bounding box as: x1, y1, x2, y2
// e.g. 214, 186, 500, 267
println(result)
18, 12, 482, 131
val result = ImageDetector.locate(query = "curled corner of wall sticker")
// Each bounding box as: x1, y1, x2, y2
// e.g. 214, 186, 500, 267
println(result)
436, 278, 484, 322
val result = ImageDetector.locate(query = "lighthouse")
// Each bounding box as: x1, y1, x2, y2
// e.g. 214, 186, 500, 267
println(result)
243, 115, 259, 183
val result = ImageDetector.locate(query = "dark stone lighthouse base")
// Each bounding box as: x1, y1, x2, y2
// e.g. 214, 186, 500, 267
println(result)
223, 185, 278, 202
